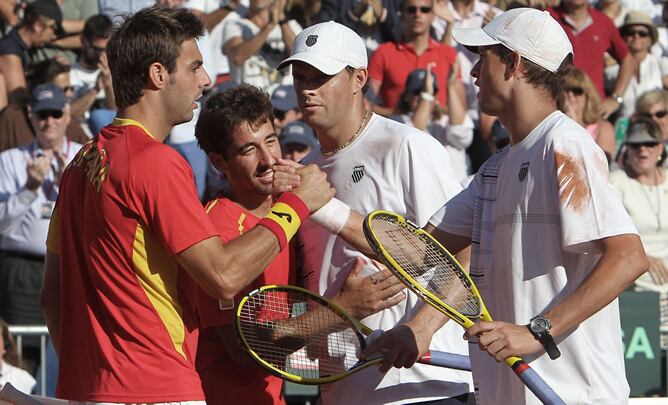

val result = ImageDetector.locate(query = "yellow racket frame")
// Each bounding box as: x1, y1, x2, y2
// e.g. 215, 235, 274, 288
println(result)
235, 284, 382, 384
364, 210, 526, 368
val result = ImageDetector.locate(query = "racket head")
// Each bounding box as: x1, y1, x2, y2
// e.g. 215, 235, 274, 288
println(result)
363, 210, 486, 328
234, 285, 380, 384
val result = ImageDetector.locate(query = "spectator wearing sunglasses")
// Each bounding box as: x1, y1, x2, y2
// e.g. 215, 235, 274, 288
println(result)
69, 14, 116, 138
0, 58, 87, 153
0, 84, 82, 375
604, 11, 668, 119
609, 117, 668, 346
368, 0, 465, 118
560, 68, 617, 163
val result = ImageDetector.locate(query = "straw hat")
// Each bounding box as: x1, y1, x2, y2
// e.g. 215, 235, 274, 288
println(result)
621, 11, 658, 45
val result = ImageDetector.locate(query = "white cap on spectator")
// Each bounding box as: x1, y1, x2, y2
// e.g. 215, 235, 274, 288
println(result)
277, 21, 367, 75
452, 8, 573, 73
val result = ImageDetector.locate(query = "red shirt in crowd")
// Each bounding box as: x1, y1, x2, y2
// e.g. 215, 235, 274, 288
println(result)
368, 38, 458, 109
548, 6, 628, 98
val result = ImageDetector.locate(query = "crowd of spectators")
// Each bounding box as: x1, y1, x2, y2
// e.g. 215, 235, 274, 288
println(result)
0, 0, 667, 396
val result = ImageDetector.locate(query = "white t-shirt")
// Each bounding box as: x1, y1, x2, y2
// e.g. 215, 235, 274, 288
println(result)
222, 15, 301, 92
605, 53, 668, 118
609, 168, 668, 286
0, 361, 36, 394
183, 0, 250, 77
431, 111, 637, 405
392, 114, 474, 186
300, 114, 473, 405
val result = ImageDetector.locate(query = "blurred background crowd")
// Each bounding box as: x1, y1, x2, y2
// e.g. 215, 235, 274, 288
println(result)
0, 0, 667, 398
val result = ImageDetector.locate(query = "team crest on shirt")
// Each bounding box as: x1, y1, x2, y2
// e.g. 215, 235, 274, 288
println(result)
305, 35, 318, 47
352, 165, 365, 183
518, 162, 530, 182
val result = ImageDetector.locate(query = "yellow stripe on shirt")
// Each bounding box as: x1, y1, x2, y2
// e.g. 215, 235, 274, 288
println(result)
132, 223, 186, 359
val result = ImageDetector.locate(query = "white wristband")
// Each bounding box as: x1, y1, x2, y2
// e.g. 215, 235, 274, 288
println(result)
310, 198, 351, 234
420, 92, 435, 102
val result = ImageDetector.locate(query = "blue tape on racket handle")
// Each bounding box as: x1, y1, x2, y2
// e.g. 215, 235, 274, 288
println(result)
420, 350, 471, 371
515, 364, 565, 405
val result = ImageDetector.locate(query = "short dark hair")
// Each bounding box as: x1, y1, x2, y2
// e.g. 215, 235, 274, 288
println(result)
196, 84, 274, 157
83, 14, 112, 40
491, 45, 573, 101
106, 5, 204, 109
28, 58, 70, 90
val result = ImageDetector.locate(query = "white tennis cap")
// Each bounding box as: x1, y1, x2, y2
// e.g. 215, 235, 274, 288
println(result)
278, 21, 367, 75
452, 8, 573, 73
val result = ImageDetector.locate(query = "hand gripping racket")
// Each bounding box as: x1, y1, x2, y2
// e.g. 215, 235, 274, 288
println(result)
235, 284, 471, 385
363, 210, 566, 405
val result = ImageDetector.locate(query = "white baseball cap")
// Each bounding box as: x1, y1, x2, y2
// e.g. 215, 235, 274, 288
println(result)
452, 8, 573, 73
277, 21, 367, 75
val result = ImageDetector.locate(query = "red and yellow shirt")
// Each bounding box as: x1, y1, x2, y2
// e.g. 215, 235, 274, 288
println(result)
196, 197, 295, 405
47, 118, 217, 402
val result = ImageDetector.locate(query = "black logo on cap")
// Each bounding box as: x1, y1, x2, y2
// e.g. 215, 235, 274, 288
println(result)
305, 35, 318, 47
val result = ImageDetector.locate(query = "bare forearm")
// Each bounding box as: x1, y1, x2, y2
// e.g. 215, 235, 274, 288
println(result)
337, 211, 376, 257
544, 234, 647, 337
227, 25, 276, 65
280, 22, 296, 51
447, 81, 466, 125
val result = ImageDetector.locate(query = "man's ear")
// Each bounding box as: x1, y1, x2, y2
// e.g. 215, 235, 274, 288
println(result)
353, 68, 369, 95
505, 51, 522, 80
147, 62, 170, 90
208, 152, 228, 176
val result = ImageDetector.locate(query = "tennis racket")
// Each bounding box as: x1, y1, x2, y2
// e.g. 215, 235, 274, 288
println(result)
235, 284, 471, 385
363, 210, 566, 405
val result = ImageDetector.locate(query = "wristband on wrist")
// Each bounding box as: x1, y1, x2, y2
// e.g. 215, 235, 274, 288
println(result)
310, 198, 351, 235
420, 92, 435, 102
258, 192, 309, 251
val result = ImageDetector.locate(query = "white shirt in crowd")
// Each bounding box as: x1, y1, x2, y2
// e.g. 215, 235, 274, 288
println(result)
605, 53, 668, 118
300, 113, 473, 405
222, 13, 301, 92
0, 361, 36, 395
391, 113, 474, 185
0, 139, 82, 255
610, 168, 668, 287
431, 111, 637, 405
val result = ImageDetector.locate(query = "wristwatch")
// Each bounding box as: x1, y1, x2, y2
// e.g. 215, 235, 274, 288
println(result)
527, 315, 561, 360
611, 93, 623, 105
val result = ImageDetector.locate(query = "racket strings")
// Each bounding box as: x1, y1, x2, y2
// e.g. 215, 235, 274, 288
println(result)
372, 217, 480, 317
238, 290, 364, 379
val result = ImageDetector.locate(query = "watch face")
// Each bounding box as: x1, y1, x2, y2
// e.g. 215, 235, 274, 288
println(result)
531, 317, 549, 333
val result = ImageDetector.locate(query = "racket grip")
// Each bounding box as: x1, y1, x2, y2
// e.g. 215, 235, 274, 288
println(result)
512, 360, 565, 405
418, 350, 471, 371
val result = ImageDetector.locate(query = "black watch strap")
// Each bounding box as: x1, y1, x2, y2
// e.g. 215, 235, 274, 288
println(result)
527, 316, 561, 360
539, 332, 561, 360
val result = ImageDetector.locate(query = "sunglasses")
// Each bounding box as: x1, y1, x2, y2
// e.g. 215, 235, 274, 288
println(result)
62, 86, 73, 93
628, 142, 660, 149
641, 110, 668, 119
623, 29, 651, 38
36, 109, 64, 120
406, 5, 432, 14
566, 87, 584, 96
